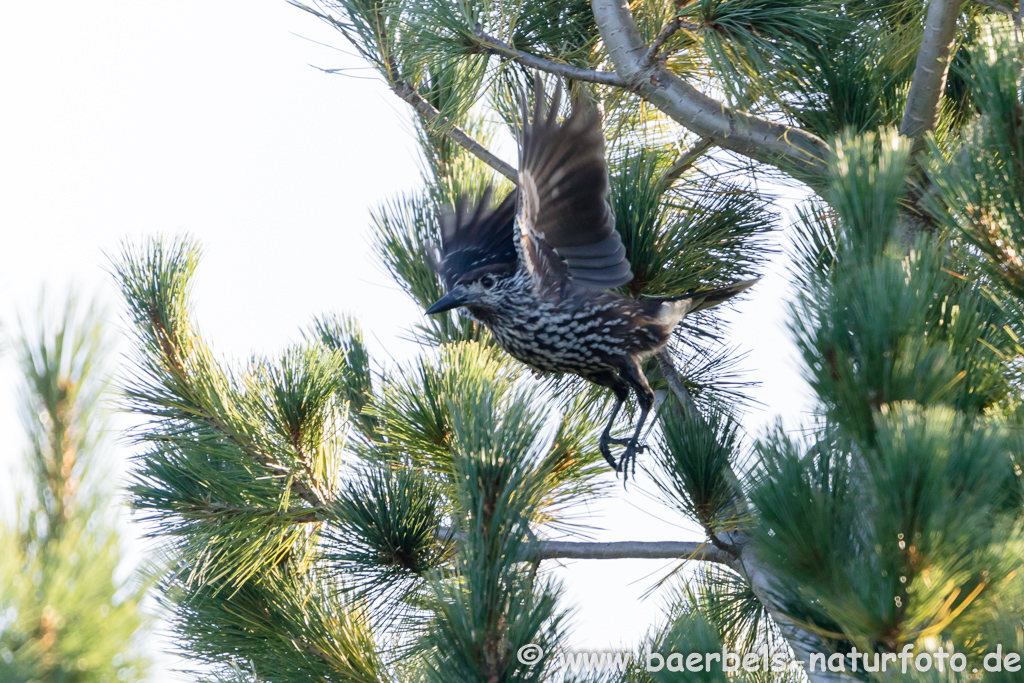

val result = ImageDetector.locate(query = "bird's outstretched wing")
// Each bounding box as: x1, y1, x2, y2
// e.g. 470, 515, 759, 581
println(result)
431, 188, 518, 288
517, 79, 633, 292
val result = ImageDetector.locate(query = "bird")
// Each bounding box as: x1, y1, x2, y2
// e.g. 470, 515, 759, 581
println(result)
425, 80, 757, 479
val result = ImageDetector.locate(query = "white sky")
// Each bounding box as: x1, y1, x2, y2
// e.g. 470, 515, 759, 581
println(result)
0, 2, 815, 680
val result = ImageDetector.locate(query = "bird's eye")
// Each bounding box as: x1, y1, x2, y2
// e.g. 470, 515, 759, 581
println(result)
480, 275, 495, 289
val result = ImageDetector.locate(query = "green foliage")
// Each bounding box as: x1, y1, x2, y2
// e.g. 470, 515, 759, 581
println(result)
0, 520, 150, 683
926, 22, 1024, 302
114, 238, 341, 590
113, 238, 614, 679
507, 0, 598, 59
372, 194, 471, 344
785, 19, 917, 139
291, 0, 404, 78
681, 0, 839, 110
753, 67, 1024, 660
792, 130, 1013, 442
308, 313, 378, 440
164, 566, 386, 683
112, 2, 1024, 680
414, 55, 496, 179
401, 0, 601, 74
0, 297, 149, 682
322, 463, 450, 597
652, 399, 745, 539
629, 573, 797, 683
412, 396, 571, 682
752, 405, 1024, 651
609, 147, 775, 300
14, 296, 109, 536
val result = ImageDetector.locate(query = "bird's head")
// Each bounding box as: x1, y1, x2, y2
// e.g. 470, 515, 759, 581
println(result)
425, 269, 514, 315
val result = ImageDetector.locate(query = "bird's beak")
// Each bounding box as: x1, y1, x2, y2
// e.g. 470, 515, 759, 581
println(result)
425, 290, 469, 314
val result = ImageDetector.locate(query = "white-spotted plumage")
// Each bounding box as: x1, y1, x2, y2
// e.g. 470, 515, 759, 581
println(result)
426, 79, 758, 480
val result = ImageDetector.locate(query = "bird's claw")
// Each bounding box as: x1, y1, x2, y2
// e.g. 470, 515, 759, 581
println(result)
606, 437, 647, 453
600, 433, 646, 486
600, 439, 643, 486
614, 444, 639, 485
598, 439, 619, 471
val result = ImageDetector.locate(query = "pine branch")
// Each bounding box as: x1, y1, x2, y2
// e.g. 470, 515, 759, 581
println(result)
970, 0, 1015, 15
644, 15, 701, 65
474, 32, 626, 87
437, 526, 736, 567
654, 349, 701, 416
653, 351, 856, 682
735, 554, 858, 683
894, 0, 963, 241
590, 0, 828, 175
391, 80, 518, 182
653, 350, 739, 554
184, 502, 324, 525
147, 309, 330, 509
657, 137, 714, 192
533, 538, 736, 566
899, 0, 963, 144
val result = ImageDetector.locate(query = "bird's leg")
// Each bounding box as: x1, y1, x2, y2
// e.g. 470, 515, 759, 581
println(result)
605, 436, 647, 450
617, 403, 651, 481
617, 358, 656, 482
598, 391, 627, 471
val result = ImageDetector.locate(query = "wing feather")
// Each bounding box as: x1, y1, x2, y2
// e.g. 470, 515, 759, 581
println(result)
516, 79, 633, 292
431, 189, 518, 288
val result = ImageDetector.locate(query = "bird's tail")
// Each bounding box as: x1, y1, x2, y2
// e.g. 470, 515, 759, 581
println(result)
657, 278, 760, 326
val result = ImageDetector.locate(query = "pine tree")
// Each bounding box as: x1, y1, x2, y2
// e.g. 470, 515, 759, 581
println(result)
112, 2, 1024, 681
0, 298, 150, 682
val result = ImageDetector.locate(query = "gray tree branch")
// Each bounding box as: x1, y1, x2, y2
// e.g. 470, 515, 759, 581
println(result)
896, 0, 963, 241
590, 0, 828, 175
532, 538, 735, 565
644, 15, 701, 65
437, 525, 737, 567
475, 33, 626, 87
900, 0, 964, 144
391, 80, 519, 182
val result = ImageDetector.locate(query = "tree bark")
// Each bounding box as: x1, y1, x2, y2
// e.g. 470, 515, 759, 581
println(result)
900, 0, 964, 146
591, 0, 829, 175
437, 525, 738, 568
897, 0, 963, 242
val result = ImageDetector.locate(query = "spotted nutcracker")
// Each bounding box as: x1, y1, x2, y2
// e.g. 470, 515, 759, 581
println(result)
426, 81, 756, 479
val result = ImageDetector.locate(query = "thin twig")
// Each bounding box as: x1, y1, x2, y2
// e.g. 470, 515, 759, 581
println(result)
657, 137, 714, 192
644, 15, 701, 65
475, 32, 626, 87
185, 502, 323, 524
654, 349, 701, 417
298, 0, 515, 181
591, 0, 829, 174
970, 0, 1015, 15
391, 81, 519, 182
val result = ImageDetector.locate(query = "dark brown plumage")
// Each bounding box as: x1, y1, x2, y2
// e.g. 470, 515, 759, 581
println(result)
427, 80, 756, 479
